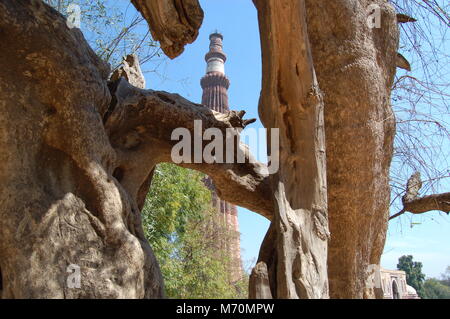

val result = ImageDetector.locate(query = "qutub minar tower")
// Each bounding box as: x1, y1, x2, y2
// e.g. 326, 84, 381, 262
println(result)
201, 33, 242, 282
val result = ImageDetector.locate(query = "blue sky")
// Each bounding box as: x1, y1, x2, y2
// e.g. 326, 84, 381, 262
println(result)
383, 215, 450, 278
84, 0, 448, 278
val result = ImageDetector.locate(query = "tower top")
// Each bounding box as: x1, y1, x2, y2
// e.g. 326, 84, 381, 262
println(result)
204, 32, 227, 74
201, 32, 230, 111
209, 32, 223, 40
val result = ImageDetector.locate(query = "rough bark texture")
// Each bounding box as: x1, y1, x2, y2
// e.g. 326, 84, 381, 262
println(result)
403, 192, 450, 215
0, 1, 270, 298
0, 0, 163, 298
110, 54, 146, 89
304, 0, 399, 298
130, 0, 204, 59
249, 262, 273, 299
253, 0, 330, 299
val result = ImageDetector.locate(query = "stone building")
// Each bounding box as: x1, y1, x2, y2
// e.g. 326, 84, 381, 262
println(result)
378, 268, 420, 299
200, 33, 242, 282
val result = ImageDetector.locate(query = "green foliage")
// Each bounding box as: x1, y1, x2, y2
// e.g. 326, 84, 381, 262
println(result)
142, 163, 247, 299
397, 255, 426, 297
422, 265, 450, 299
142, 163, 211, 256
441, 266, 450, 287
422, 278, 450, 299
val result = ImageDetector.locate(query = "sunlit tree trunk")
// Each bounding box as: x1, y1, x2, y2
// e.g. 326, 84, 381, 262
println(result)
304, 0, 399, 298
252, 0, 329, 298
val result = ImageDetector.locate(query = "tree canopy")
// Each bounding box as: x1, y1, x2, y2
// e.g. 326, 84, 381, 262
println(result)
397, 255, 426, 297
142, 163, 247, 298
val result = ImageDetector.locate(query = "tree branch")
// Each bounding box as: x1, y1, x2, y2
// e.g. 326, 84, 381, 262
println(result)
105, 78, 274, 220
390, 172, 450, 220
130, 0, 204, 59
403, 192, 450, 215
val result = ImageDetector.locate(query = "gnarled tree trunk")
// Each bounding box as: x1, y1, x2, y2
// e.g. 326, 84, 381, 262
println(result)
251, 0, 399, 299
0, 0, 162, 298
304, 0, 399, 298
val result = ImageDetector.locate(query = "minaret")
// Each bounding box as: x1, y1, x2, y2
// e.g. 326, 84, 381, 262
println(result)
201, 33, 242, 282
201, 33, 230, 112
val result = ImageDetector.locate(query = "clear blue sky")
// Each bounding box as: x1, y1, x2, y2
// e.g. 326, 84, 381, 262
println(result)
96, 0, 448, 278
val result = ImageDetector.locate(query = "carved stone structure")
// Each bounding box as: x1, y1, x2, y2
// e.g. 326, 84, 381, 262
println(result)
201, 33, 242, 282
379, 268, 420, 299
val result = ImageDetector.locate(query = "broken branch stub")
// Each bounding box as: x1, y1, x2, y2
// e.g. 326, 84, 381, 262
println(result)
130, 0, 204, 59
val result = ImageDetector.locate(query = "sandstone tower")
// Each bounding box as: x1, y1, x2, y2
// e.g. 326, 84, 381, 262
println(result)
201, 33, 242, 282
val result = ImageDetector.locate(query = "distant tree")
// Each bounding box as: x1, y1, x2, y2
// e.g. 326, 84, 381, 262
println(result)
422, 278, 450, 299
142, 163, 247, 298
440, 266, 450, 287
421, 265, 450, 299
397, 255, 426, 297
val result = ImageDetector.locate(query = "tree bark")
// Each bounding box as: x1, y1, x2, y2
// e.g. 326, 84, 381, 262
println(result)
130, 0, 204, 59
390, 173, 450, 219
253, 0, 329, 298
106, 78, 274, 220
0, 0, 163, 298
402, 192, 450, 215
249, 262, 273, 299
304, 0, 399, 298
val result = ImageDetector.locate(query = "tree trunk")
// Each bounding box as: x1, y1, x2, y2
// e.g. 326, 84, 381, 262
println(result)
304, 0, 399, 298
0, 0, 163, 298
0, 0, 168, 298
249, 262, 273, 299
251, 0, 400, 299
253, 0, 330, 298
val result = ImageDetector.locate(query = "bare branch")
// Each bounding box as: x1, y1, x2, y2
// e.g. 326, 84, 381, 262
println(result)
390, 172, 450, 220
105, 78, 274, 220
404, 192, 450, 215
130, 0, 204, 59
389, 0, 450, 218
